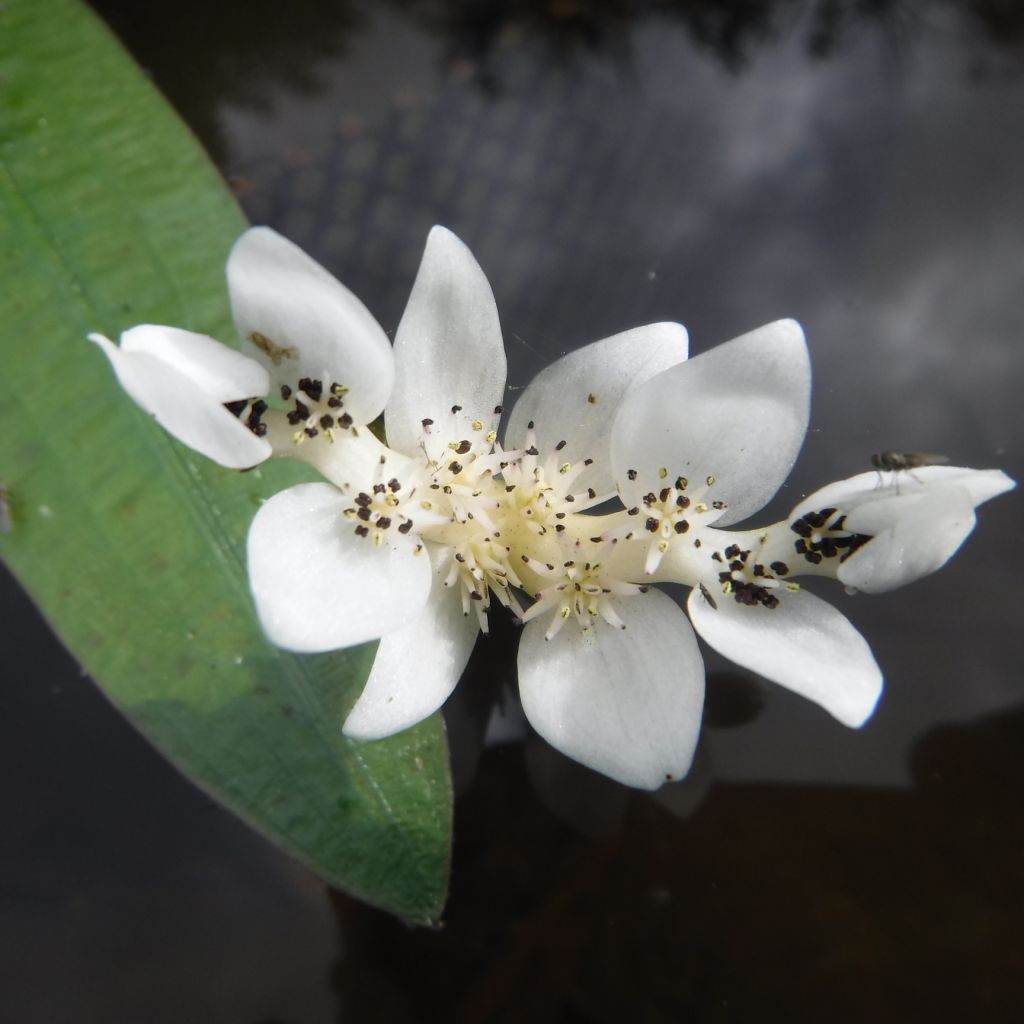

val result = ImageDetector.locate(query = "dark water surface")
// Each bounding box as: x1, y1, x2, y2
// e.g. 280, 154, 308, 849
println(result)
4, 2, 1023, 1020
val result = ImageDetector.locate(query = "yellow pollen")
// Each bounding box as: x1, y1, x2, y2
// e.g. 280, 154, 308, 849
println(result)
485, 430, 497, 443
559, 462, 571, 475
420, 500, 433, 510
706, 475, 716, 486
695, 502, 708, 513
659, 466, 668, 479
372, 532, 384, 547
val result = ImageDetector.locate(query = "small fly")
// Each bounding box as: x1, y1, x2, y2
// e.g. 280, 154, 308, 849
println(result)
698, 582, 718, 610
870, 451, 949, 472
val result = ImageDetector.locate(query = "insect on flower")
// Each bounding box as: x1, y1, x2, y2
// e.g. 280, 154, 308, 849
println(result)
871, 451, 950, 472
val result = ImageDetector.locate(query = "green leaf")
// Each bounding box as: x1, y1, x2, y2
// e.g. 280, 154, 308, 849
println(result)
0, 0, 451, 923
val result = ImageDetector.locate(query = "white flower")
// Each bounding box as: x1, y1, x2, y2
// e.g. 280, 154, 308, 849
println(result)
90, 228, 395, 474
786, 466, 1015, 593
92, 225, 1017, 790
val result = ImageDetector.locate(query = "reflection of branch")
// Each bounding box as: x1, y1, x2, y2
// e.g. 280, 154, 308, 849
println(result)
90, 0, 368, 159
90, 0, 1024, 157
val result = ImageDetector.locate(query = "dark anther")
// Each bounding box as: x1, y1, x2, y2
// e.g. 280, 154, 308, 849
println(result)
298, 377, 323, 402
451, 404, 462, 414
645, 517, 660, 533
729, 560, 744, 572
373, 483, 386, 494
251, 423, 268, 437
319, 414, 334, 429
694, 538, 702, 548
659, 487, 671, 502
565, 494, 575, 503
711, 552, 723, 562
712, 500, 725, 510
675, 477, 688, 490
494, 405, 504, 415
388, 478, 401, 492
555, 512, 566, 520
627, 507, 639, 516
376, 516, 392, 530
644, 492, 657, 506
449, 461, 463, 475
583, 459, 593, 466
422, 418, 434, 428
356, 507, 372, 522
354, 525, 369, 538
304, 426, 318, 438
555, 440, 567, 451
505, 484, 516, 492
527, 420, 535, 430
280, 385, 292, 400
555, 524, 566, 532
525, 446, 539, 456
354, 493, 372, 507
724, 544, 741, 559
327, 396, 342, 409
753, 564, 766, 577
639, 585, 650, 593
224, 399, 247, 417
674, 521, 689, 534
770, 561, 789, 575
398, 521, 413, 534
455, 440, 471, 455
806, 551, 823, 565
627, 469, 638, 481
470, 591, 483, 601
338, 413, 353, 428
676, 495, 690, 509
587, 488, 596, 499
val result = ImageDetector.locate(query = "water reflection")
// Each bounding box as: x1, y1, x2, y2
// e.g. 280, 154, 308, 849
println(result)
6, 1, 1024, 1019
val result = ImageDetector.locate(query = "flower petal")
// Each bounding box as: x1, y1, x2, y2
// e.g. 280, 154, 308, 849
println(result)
791, 466, 1016, 520
687, 584, 882, 727
611, 319, 810, 525
838, 485, 978, 593
518, 589, 705, 789
89, 330, 272, 469
343, 545, 480, 740
505, 323, 689, 498
119, 324, 270, 400
246, 482, 432, 653
385, 227, 506, 457
228, 227, 394, 425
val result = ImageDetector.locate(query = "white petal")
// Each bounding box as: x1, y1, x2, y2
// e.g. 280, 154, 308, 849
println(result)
518, 589, 705, 789
791, 466, 1016, 520
89, 331, 272, 469
611, 319, 810, 524
228, 227, 394, 425
120, 324, 270, 400
838, 485, 978, 593
246, 483, 431, 653
385, 227, 506, 457
343, 545, 479, 739
505, 323, 689, 497
687, 584, 881, 727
